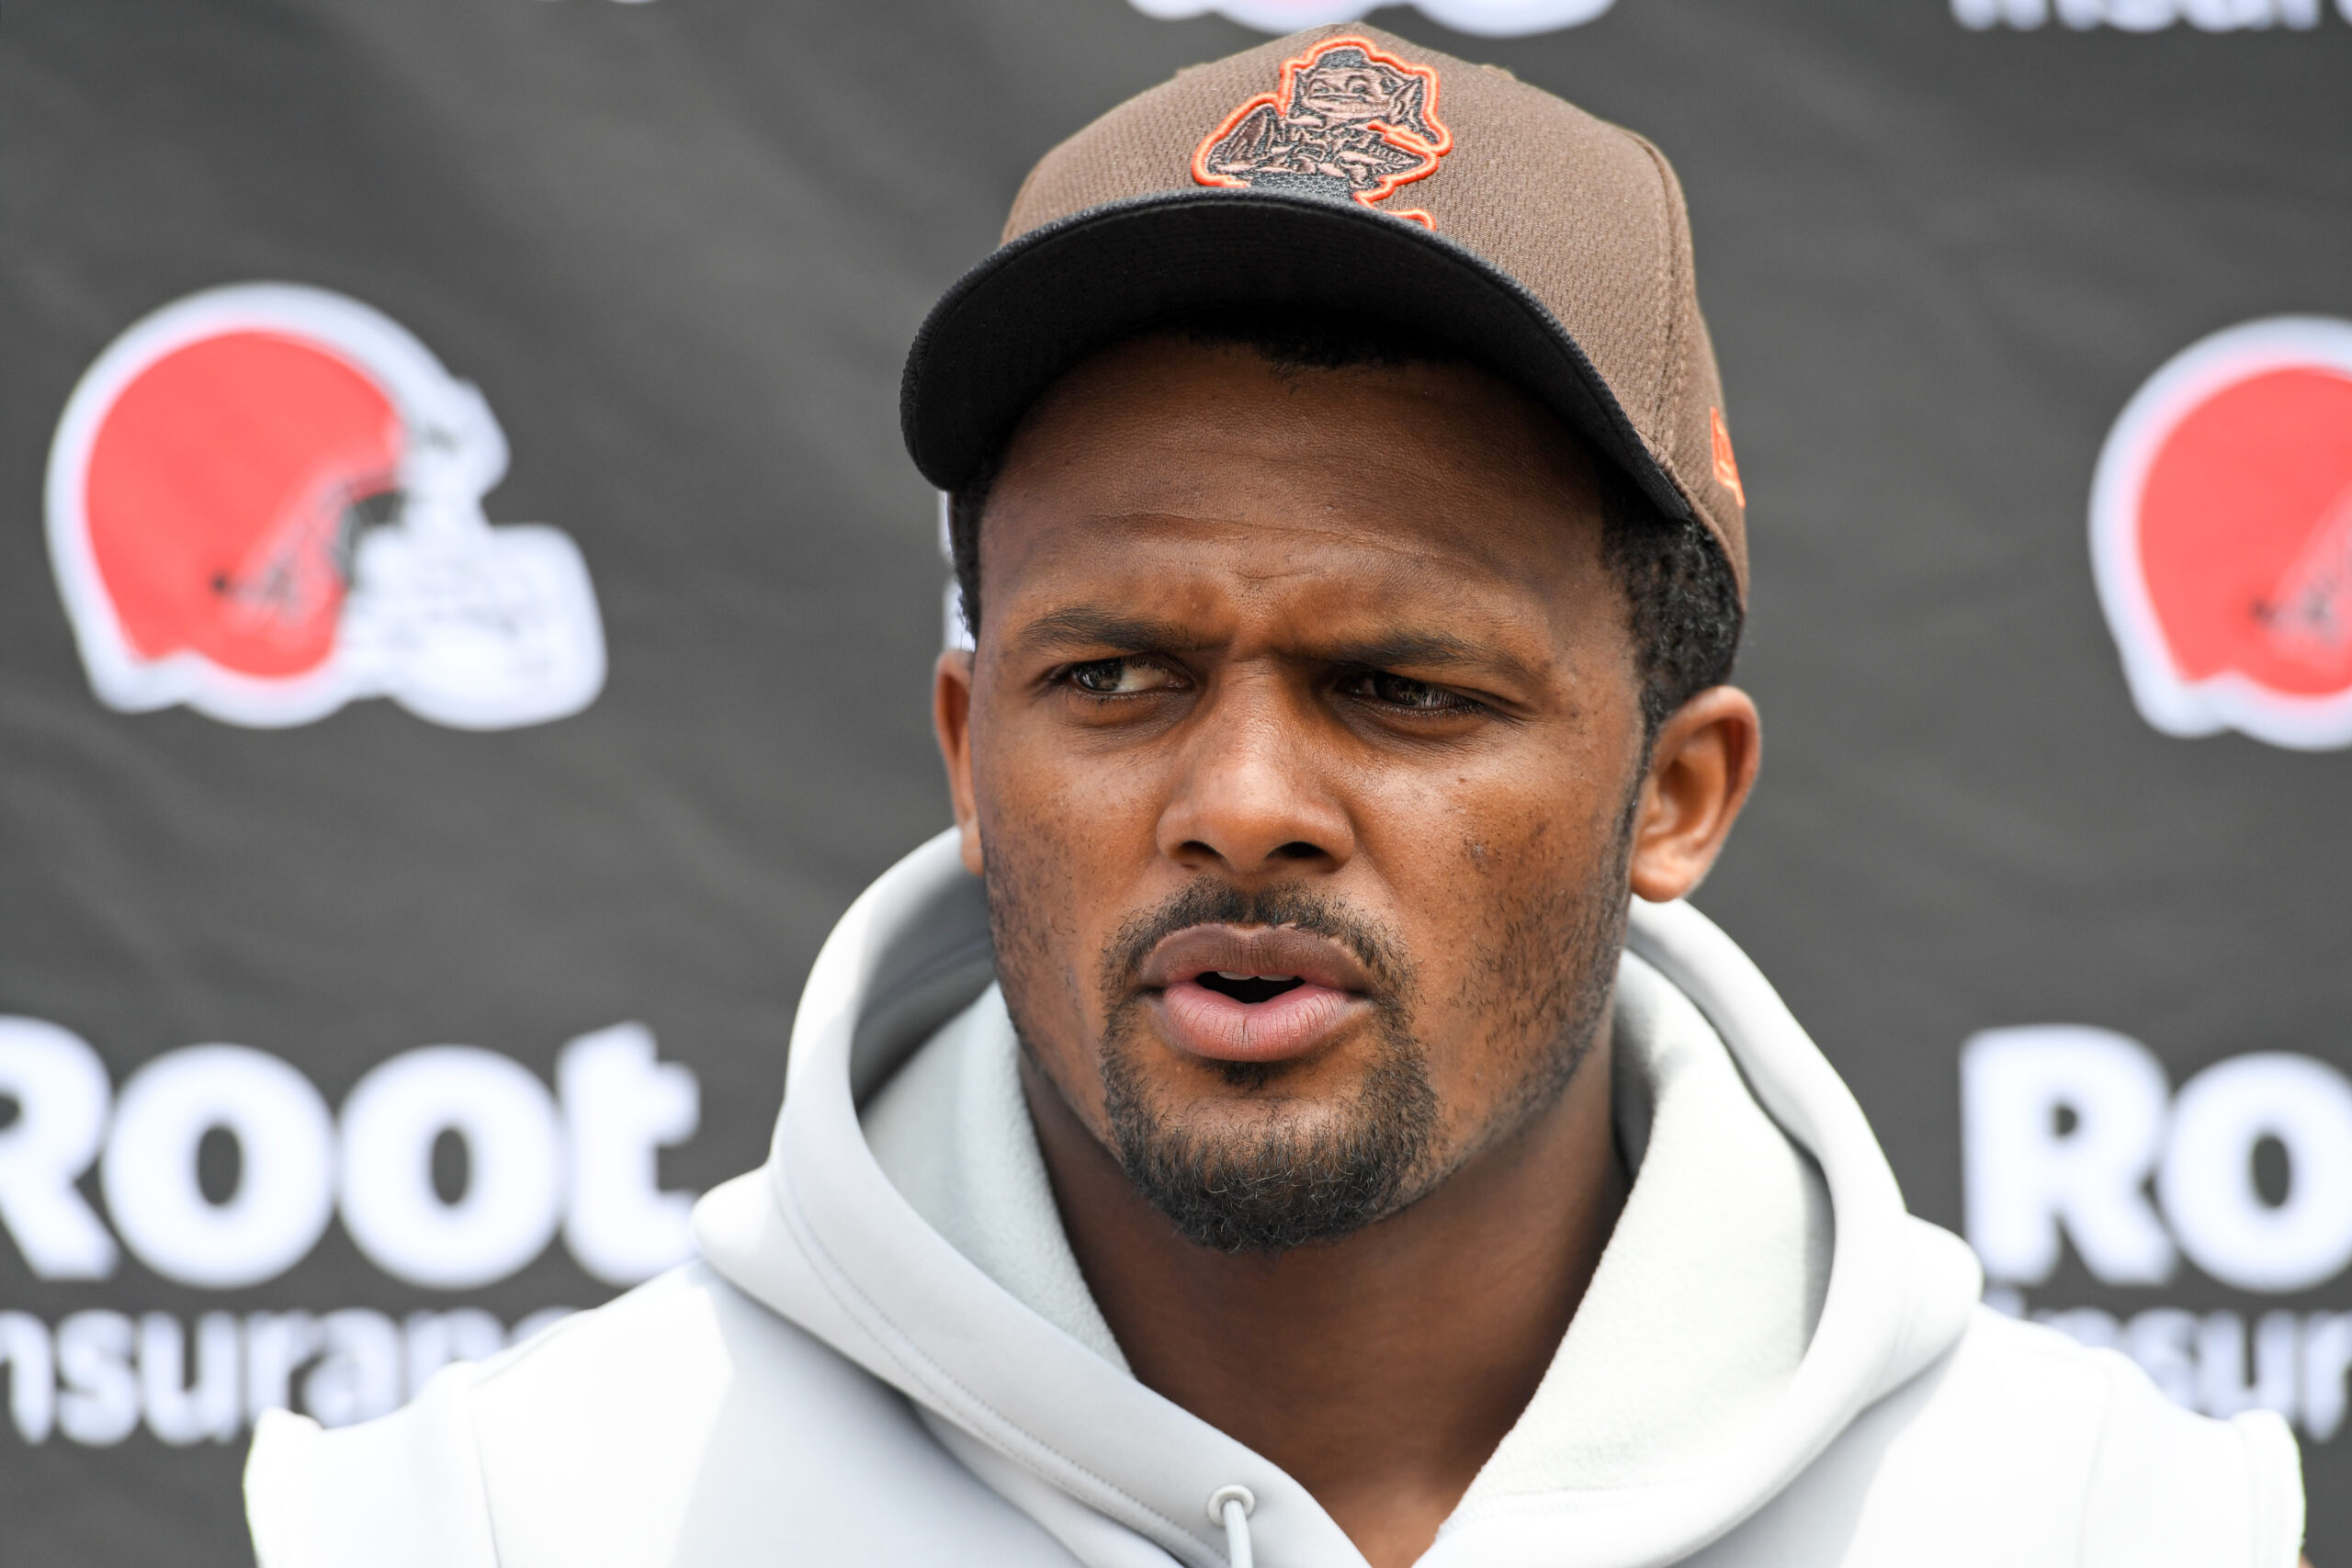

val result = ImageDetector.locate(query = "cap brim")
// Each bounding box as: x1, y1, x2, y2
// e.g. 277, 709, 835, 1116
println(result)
900, 187, 1691, 525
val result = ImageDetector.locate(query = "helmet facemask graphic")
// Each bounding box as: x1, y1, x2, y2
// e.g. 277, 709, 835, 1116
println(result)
48, 284, 605, 730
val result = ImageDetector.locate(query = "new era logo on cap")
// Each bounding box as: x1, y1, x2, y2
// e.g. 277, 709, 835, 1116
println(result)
901, 24, 1747, 596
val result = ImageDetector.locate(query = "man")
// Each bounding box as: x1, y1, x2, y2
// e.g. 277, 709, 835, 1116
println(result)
244, 25, 2306, 1568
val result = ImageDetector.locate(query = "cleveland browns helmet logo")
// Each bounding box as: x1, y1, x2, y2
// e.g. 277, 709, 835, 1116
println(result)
45, 284, 605, 730
1193, 38, 1452, 229
2092, 316, 2352, 750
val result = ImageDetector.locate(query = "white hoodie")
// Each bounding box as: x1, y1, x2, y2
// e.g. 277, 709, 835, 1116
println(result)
245, 829, 2305, 1568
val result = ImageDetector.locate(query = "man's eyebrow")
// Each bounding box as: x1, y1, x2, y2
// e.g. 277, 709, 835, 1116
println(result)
1321, 630, 1488, 670
1014, 607, 1197, 655
1016, 610, 1541, 683
1322, 631, 1544, 687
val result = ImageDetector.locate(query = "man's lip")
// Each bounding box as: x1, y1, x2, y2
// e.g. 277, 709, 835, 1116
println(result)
1136, 924, 1375, 1065
1136, 924, 1374, 995
1154, 981, 1360, 1064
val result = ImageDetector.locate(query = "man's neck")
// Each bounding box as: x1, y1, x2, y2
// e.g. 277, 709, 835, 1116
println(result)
1019, 1045, 1629, 1568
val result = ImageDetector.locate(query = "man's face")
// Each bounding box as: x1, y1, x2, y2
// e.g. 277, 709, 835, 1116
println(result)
939, 333, 1655, 1253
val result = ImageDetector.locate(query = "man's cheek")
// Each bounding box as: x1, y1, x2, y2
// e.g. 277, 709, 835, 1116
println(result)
982, 817, 1101, 1047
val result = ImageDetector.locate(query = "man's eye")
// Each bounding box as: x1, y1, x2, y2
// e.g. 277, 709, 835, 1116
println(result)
1351, 671, 1461, 710
1066, 658, 1180, 695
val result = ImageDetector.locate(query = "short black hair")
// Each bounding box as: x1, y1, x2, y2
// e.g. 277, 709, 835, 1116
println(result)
946, 307, 1742, 739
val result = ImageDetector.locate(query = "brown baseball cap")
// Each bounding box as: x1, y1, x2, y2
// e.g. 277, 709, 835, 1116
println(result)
900, 22, 1748, 594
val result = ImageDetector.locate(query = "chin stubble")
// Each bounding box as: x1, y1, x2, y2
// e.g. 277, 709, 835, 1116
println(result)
988, 820, 1634, 1257
1100, 886, 1439, 1255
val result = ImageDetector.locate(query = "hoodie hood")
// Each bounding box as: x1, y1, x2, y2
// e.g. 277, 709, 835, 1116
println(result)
694, 829, 1982, 1568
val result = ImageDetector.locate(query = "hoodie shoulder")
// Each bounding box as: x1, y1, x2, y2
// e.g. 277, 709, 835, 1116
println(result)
245, 1262, 1079, 1568
1943, 1311, 2301, 1567
246, 1339, 502, 1568
1693, 1306, 2304, 1568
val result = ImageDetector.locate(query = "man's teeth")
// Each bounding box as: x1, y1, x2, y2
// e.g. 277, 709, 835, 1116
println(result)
1216, 971, 1298, 982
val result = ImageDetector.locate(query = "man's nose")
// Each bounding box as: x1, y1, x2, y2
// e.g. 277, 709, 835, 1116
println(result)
1155, 676, 1355, 878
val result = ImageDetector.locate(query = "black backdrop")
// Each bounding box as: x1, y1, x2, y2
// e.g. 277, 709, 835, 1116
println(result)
6, 1, 2351, 1561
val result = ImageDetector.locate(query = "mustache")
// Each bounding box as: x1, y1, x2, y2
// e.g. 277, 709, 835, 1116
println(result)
1097, 878, 1411, 1000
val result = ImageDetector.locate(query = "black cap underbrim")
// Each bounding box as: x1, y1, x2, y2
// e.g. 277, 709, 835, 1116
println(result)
899, 187, 1691, 525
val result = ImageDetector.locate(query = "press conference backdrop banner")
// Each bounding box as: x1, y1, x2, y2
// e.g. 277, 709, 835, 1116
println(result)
4, 0, 2348, 1560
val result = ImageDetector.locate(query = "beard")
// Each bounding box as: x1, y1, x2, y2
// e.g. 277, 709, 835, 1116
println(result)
987, 809, 1634, 1258
1096, 879, 1437, 1254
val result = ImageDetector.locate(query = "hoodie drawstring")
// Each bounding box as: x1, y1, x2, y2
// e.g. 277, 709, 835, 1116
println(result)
1206, 1485, 1256, 1568
1204, 1495, 1261, 1561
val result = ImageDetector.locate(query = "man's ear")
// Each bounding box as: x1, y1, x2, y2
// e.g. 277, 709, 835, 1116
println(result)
933, 648, 985, 876
1626, 685, 1760, 904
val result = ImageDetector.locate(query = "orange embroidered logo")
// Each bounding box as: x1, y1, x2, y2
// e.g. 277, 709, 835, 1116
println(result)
1193, 38, 1452, 231
1711, 407, 1746, 507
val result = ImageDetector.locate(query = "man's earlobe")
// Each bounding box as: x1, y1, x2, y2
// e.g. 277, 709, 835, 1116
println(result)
1626, 685, 1760, 904
933, 648, 985, 876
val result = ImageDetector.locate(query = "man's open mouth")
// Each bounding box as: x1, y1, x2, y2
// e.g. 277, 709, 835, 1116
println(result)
1136, 926, 1374, 1064
1195, 971, 1308, 1005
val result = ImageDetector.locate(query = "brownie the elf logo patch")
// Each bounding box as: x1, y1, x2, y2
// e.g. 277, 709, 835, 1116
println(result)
1192, 38, 1452, 229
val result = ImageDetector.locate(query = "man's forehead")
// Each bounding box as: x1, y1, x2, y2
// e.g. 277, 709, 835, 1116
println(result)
1001, 332, 1599, 485
982, 336, 1611, 589
989, 504, 1588, 612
